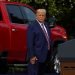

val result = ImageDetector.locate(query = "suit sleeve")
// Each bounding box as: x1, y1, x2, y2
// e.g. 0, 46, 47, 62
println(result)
27, 24, 35, 59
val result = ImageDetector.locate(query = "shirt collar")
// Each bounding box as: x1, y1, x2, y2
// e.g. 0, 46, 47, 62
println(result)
36, 19, 44, 25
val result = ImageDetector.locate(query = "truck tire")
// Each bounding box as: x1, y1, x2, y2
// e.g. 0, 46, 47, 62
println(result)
0, 51, 8, 74
0, 59, 8, 74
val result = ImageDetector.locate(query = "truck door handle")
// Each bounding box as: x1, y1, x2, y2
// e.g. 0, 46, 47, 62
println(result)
12, 28, 16, 32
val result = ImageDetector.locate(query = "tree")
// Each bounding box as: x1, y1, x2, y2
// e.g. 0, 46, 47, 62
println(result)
10, 0, 75, 25
11, 0, 30, 3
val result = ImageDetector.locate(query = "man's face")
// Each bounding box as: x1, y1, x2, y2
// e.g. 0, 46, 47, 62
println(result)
36, 11, 46, 23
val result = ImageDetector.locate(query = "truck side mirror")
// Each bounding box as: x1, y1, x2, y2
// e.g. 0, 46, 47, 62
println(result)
49, 22, 56, 28
47, 16, 56, 28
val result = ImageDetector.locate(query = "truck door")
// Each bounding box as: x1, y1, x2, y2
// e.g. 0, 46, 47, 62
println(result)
6, 4, 35, 63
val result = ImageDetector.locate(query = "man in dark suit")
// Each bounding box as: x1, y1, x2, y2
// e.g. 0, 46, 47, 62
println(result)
27, 8, 51, 75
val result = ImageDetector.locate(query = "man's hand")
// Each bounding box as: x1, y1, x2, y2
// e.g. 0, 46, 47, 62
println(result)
30, 56, 38, 64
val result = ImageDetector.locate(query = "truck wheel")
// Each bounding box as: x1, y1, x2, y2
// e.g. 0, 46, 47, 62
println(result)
0, 59, 8, 74
50, 41, 64, 73
45, 44, 58, 73
49, 44, 58, 73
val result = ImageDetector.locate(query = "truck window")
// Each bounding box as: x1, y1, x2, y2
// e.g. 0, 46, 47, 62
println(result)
20, 6, 36, 23
0, 9, 3, 21
6, 5, 24, 24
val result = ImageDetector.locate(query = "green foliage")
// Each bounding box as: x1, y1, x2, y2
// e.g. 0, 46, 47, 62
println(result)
11, 0, 30, 3
10, 0, 75, 22
48, 0, 58, 16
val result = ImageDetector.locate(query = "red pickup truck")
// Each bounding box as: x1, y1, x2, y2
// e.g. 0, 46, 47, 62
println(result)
0, 1, 67, 72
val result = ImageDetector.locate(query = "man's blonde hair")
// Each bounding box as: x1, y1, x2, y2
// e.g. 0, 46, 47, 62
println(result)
36, 9, 46, 14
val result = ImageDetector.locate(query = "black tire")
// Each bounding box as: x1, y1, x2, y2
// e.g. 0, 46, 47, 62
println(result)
0, 59, 8, 74
50, 41, 64, 73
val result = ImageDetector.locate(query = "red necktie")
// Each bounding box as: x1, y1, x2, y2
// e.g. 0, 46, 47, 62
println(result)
41, 24, 50, 50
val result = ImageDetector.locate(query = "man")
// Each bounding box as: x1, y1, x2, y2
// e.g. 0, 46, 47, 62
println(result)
27, 8, 51, 75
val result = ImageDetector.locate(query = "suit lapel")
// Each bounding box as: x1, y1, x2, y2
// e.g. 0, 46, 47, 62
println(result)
35, 20, 45, 35
34, 20, 50, 40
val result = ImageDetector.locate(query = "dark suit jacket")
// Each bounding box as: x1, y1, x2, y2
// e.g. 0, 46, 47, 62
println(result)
27, 20, 51, 62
